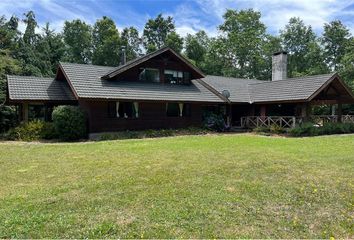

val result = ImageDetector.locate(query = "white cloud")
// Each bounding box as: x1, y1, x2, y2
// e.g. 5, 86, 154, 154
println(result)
194, 0, 354, 35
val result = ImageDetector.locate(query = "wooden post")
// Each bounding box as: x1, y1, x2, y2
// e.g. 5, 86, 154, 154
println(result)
301, 103, 311, 122
22, 103, 29, 123
337, 102, 342, 123
260, 105, 266, 118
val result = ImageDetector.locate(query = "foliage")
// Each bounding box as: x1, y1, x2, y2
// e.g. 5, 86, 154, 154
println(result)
92, 16, 121, 66
0, 134, 353, 238
165, 31, 183, 53
63, 19, 92, 63
143, 14, 176, 52
121, 27, 142, 61
253, 124, 286, 134
218, 9, 269, 79
322, 20, 351, 71
203, 112, 226, 132
281, 17, 329, 77
289, 122, 354, 137
4, 120, 56, 141
52, 106, 87, 141
99, 127, 209, 141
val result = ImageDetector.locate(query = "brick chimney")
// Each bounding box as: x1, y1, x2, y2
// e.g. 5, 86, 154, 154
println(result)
272, 51, 287, 81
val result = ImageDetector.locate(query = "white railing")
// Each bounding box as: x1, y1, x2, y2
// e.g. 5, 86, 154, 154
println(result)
240, 115, 354, 129
241, 116, 297, 128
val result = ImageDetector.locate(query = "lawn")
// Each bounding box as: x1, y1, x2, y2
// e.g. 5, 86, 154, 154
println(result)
0, 134, 353, 238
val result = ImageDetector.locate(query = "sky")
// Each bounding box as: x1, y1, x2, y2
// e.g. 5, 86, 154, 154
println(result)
1, 0, 354, 37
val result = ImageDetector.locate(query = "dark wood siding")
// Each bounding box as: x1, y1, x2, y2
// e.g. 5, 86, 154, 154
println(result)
79, 100, 206, 133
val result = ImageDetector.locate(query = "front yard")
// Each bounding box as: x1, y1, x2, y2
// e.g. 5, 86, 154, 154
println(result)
0, 134, 353, 238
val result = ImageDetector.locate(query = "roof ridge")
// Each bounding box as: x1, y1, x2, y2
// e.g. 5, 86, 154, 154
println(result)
249, 72, 336, 86
59, 61, 116, 69
7, 74, 54, 80
205, 75, 261, 81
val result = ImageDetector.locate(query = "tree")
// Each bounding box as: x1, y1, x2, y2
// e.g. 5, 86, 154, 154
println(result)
280, 17, 328, 77
0, 50, 22, 132
63, 19, 92, 63
165, 31, 183, 53
14, 11, 42, 76
339, 38, 354, 90
185, 30, 209, 67
121, 27, 142, 61
218, 9, 268, 79
322, 20, 351, 71
143, 14, 175, 52
0, 15, 20, 49
23, 11, 37, 45
36, 23, 65, 75
92, 16, 121, 66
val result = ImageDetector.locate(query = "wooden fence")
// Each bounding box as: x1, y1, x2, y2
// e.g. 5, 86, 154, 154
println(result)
240, 116, 297, 128
240, 115, 354, 129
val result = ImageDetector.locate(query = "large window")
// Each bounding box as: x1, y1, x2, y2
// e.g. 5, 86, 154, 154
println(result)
108, 101, 139, 118
164, 70, 191, 85
166, 103, 191, 117
139, 68, 160, 83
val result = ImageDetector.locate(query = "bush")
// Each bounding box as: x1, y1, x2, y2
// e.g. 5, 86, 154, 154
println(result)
253, 125, 285, 135
289, 122, 354, 137
99, 128, 209, 141
203, 112, 226, 132
0, 105, 18, 133
52, 106, 87, 141
5, 120, 56, 141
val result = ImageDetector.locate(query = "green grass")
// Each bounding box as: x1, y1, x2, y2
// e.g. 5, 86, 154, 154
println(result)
0, 134, 353, 238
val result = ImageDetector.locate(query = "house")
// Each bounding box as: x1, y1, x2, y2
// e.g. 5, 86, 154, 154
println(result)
6, 47, 354, 134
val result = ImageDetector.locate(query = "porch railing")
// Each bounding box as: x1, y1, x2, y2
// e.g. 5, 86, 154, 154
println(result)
240, 115, 354, 129
240, 116, 298, 129
311, 115, 354, 124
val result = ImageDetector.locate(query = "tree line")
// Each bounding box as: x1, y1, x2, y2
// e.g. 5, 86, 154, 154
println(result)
1, 9, 354, 131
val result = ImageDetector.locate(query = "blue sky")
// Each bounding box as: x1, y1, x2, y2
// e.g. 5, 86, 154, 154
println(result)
1, 0, 354, 37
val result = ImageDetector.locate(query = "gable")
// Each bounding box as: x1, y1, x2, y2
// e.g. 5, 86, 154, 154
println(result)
101, 47, 205, 81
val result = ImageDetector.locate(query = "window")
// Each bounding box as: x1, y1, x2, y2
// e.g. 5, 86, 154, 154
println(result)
166, 103, 191, 117
139, 68, 160, 82
164, 70, 191, 84
108, 101, 139, 118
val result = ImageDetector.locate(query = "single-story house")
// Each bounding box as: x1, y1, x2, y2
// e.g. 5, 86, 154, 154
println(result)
6, 47, 354, 134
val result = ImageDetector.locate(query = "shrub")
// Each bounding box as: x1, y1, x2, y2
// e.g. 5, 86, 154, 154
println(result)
253, 126, 270, 133
270, 124, 286, 134
52, 106, 87, 141
203, 112, 226, 132
0, 105, 18, 133
5, 120, 56, 141
289, 122, 354, 137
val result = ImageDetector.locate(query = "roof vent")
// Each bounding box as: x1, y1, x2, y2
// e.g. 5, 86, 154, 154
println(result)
272, 51, 287, 81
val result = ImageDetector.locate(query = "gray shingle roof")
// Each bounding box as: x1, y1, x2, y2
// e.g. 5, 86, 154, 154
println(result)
60, 62, 222, 102
7, 75, 76, 101
201, 75, 263, 103
249, 73, 336, 103
199, 73, 341, 103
